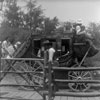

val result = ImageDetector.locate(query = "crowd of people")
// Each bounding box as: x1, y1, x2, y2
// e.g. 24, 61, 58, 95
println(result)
1, 38, 21, 58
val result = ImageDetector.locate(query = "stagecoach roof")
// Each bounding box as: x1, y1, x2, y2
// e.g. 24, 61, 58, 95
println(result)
32, 31, 73, 39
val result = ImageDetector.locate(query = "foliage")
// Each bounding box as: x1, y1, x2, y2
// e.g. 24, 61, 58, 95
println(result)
44, 17, 59, 34
0, 25, 30, 44
87, 22, 100, 46
1, 0, 100, 48
24, 0, 44, 32
4, 0, 20, 28
0, 0, 44, 43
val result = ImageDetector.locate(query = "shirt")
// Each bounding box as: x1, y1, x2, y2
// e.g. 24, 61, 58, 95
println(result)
48, 47, 55, 62
7, 45, 15, 57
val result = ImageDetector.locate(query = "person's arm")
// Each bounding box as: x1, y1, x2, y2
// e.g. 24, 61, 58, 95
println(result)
78, 30, 86, 35
85, 32, 93, 39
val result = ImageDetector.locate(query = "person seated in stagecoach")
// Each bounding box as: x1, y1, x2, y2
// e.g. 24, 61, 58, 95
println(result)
37, 45, 45, 58
72, 20, 99, 64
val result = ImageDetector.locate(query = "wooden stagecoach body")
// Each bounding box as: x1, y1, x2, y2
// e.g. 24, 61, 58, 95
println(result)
1, 31, 100, 98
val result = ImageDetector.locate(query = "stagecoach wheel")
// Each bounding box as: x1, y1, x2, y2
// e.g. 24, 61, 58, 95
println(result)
30, 60, 44, 88
14, 61, 34, 90
68, 67, 92, 92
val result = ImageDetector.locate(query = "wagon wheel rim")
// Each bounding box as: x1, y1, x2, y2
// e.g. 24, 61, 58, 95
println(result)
31, 61, 44, 88
68, 67, 92, 92
14, 61, 34, 90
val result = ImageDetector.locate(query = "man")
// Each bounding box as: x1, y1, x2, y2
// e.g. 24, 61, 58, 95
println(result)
48, 42, 55, 63
42, 40, 55, 63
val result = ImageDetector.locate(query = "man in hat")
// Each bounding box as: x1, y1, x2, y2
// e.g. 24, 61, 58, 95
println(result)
41, 40, 55, 63
48, 42, 55, 63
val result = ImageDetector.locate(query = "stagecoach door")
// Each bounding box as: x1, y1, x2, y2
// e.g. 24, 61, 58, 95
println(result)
33, 39, 41, 56
61, 39, 70, 55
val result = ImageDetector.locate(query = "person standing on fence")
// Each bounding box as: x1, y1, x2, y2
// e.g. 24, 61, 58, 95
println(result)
6, 42, 15, 58
2, 37, 10, 57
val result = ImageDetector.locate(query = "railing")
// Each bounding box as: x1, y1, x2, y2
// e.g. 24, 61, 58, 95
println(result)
0, 56, 46, 100
1, 40, 100, 100
44, 63, 100, 100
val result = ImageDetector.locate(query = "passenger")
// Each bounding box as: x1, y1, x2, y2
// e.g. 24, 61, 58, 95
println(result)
37, 45, 45, 58
76, 25, 92, 38
14, 41, 21, 49
73, 23, 99, 63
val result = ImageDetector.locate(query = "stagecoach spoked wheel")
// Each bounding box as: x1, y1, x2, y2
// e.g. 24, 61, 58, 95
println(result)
30, 60, 44, 88
68, 65, 92, 92
14, 61, 34, 90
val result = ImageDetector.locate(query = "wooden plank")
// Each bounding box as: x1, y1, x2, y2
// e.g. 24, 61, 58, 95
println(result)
22, 92, 35, 99
17, 91, 31, 98
53, 66, 100, 71
94, 97, 100, 100
1, 57, 44, 61
87, 97, 95, 100
74, 97, 81, 100
54, 96, 61, 100
29, 92, 42, 99
60, 96, 67, 100
2, 91, 19, 97
67, 96, 74, 100
81, 97, 88, 100
66, 96, 68, 100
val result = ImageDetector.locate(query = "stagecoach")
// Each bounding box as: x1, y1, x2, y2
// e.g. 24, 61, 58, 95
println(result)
1, 31, 99, 92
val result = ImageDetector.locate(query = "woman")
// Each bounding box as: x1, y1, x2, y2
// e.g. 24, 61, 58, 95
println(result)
73, 25, 99, 62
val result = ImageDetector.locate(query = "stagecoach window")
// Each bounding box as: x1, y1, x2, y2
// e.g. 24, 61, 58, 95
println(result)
57, 42, 61, 50
62, 46, 65, 52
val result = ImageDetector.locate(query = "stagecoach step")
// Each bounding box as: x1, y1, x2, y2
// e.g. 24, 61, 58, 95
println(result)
43, 91, 100, 97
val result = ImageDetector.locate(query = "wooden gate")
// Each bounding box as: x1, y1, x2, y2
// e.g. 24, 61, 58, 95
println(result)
43, 63, 100, 100
0, 41, 47, 100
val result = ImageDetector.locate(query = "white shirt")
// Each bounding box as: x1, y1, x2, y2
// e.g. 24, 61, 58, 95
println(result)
7, 44, 15, 56
2, 40, 8, 49
48, 47, 55, 62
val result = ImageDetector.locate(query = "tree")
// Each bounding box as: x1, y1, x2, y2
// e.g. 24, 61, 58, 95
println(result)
24, 0, 44, 32
87, 22, 100, 46
0, 0, 44, 42
4, 0, 20, 28
44, 17, 59, 34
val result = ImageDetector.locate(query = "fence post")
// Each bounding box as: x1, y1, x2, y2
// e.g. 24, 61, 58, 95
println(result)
43, 51, 47, 100
0, 41, 2, 80
48, 62, 53, 100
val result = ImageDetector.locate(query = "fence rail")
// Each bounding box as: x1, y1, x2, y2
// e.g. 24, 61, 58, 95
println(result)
1, 56, 100, 100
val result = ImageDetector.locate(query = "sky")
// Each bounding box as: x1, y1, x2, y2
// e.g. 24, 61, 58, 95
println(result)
1, 0, 100, 26
36, 0, 100, 25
